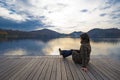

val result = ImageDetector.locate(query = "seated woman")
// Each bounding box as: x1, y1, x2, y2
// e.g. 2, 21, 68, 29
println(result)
59, 33, 91, 72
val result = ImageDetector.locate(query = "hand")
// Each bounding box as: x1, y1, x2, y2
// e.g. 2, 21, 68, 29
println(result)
81, 67, 88, 72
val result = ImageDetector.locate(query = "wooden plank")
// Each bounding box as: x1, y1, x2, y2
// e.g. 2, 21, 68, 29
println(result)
100, 56, 120, 67
44, 58, 54, 80
68, 57, 93, 80
22, 57, 43, 80
10, 58, 37, 80
56, 57, 62, 80
67, 58, 85, 80
88, 62, 109, 80
50, 56, 57, 80
0, 58, 30, 80
93, 58, 120, 80
38, 58, 50, 80
94, 57, 120, 69
0, 58, 22, 80
91, 58, 116, 80
0, 56, 119, 80
0, 58, 21, 75
61, 57, 67, 80
0, 57, 21, 69
0, 58, 15, 69
87, 70, 97, 80
18, 57, 41, 80
0, 57, 10, 65
97, 57, 120, 72
32, 57, 48, 80
92, 57, 119, 80
26, 58, 44, 80
76, 64, 92, 80
64, 58, 74, 80
66, 59, 80, 80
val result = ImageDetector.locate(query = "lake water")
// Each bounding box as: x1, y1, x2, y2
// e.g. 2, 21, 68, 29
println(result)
0, 38, 120, 60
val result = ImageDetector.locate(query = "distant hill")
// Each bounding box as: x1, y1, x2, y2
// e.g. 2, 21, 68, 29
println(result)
0, 28, 120, 39
68, 28, 120, 38
0, 29, 62, 39
88, 28, 120, 38
68, 31, 83, 38
30, 29, 61, 38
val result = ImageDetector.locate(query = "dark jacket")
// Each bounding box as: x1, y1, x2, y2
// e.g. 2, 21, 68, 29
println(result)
72, 43, 91, 68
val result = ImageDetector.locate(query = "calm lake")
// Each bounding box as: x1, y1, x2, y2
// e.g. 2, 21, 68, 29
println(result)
0, 38, 120, 60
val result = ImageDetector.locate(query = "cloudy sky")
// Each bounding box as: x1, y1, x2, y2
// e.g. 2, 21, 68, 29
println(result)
0, 0, 120, 33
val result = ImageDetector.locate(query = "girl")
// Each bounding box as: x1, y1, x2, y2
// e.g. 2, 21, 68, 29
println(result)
59, 33, 91, 72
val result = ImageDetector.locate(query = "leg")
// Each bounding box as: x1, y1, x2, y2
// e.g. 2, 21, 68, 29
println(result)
59, 48, 72, 58
72, 50, 82, 64
71, 49, 80, 53
59, 48, 62, 55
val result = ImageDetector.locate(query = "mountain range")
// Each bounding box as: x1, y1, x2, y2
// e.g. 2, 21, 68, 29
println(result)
66, 28, 120, 38
0, 28, 120, 39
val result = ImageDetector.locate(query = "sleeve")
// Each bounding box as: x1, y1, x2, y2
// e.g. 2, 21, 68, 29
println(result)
81, 45, 88, 68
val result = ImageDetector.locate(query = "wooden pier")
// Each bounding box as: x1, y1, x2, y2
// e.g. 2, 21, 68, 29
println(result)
0, 55, 119, 80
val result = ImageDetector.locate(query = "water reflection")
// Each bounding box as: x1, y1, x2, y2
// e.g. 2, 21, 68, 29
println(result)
0, 38, 120, 60
4, 49, 26, 55
91, 38, 120, 44
0, 39, 46, 56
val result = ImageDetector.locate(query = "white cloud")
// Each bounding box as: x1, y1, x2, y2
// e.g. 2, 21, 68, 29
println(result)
0, 7, 25, 22
0, 0, 120, 33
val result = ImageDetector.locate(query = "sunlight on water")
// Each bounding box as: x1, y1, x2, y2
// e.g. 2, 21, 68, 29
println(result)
43, 38, 81, 55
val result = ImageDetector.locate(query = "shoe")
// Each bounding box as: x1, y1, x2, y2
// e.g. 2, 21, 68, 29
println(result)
59, 48, 62, 55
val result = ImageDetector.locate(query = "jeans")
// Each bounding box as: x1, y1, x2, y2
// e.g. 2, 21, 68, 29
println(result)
61, 49, 79, 58
61, 50, 72, 57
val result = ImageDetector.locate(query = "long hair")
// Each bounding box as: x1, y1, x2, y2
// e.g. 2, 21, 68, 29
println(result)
80, 33, 90, 44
